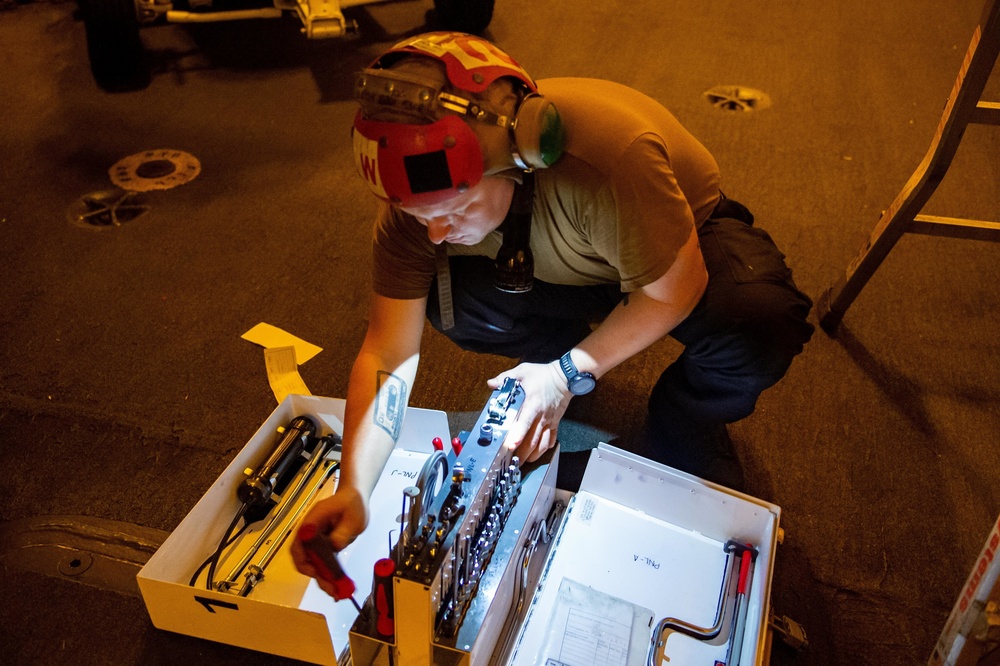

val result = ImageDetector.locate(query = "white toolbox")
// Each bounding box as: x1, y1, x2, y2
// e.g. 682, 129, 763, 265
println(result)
508, 445, 780, 666
137, 394, 450, 665
138, 392, 779, 666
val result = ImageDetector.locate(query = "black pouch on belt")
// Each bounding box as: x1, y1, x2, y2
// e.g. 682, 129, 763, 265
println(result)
710, 195, 755, 226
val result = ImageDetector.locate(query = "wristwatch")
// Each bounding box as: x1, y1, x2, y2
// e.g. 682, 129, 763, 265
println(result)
559, 351, 596, 396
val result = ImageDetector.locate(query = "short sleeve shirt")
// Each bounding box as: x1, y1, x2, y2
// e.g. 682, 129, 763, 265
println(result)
372, 77, 721, 299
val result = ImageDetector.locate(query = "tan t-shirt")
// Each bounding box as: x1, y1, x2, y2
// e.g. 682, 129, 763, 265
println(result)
372, 77, 721, 299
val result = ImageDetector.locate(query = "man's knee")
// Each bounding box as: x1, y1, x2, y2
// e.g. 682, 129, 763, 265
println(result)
743, 282, 814, 367
656, 282, 814, 423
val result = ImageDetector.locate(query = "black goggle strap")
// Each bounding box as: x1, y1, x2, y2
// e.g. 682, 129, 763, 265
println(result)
435, 244, 455, 331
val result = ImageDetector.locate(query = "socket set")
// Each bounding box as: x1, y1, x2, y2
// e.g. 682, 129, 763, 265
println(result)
349, 378, 562, 666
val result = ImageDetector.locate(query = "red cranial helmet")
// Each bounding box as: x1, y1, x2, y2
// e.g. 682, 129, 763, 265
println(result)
351, 32, 563, 207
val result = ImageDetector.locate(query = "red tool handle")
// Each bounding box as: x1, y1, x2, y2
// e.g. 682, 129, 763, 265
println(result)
372, 557, 396, 640
297, 523, 356, 601
737, 544, 753, 595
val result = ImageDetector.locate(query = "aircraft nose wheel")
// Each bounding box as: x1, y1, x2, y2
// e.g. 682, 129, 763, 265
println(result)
79, 0, 151, 92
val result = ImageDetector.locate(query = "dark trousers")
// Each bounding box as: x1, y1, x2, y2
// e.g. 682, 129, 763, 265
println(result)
426, 211, 814, 431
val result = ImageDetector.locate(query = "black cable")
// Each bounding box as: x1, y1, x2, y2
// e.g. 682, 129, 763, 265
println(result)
206, 503, 250, 591
187, 510, 255, 587
187, 502, 249, 589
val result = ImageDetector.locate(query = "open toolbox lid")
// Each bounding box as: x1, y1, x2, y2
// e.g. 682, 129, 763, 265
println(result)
508, 443, 781, 666
136, 394, 450, 665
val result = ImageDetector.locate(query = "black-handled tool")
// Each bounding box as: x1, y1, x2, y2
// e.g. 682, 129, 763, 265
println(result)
238, 416, 316, 506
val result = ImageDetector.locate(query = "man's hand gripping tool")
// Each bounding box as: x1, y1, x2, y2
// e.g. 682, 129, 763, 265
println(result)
297, 523, 362, 613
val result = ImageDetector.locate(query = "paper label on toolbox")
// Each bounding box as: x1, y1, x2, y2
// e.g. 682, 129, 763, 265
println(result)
538, 578, 652, 666
264, 346, 311, 403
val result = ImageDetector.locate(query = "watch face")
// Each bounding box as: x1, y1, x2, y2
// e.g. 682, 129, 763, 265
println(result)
569, 374, 596, 395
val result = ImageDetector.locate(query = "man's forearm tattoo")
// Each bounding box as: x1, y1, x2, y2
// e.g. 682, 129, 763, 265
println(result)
374, 370, 408, 441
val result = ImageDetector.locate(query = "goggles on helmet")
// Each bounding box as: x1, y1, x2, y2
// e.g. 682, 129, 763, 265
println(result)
355, 67, 519, 131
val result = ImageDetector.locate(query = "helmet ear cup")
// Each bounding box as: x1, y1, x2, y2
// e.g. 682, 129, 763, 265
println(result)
512, 95, 566, 169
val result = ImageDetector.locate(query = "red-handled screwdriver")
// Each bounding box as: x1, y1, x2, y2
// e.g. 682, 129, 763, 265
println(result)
371, 557, 396, 641
297, 523, 362, 613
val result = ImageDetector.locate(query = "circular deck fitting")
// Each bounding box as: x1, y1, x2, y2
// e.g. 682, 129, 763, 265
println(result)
58, 551, 94, 577
109, 149, 201, 192
703, 86, 771, 112
67, 189, 150, 229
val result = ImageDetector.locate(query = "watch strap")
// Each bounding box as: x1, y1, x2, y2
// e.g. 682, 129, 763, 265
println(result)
559, 351, 579, 383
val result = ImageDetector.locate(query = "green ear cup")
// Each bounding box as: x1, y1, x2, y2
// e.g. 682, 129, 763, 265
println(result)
513, 96, 566, 169
537, 103, 566, 167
